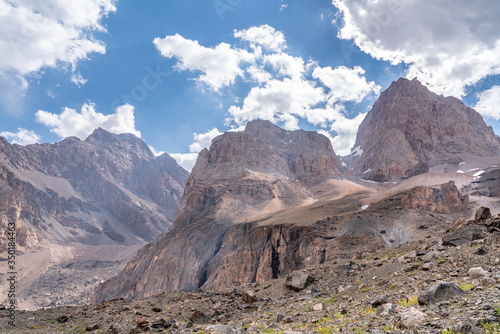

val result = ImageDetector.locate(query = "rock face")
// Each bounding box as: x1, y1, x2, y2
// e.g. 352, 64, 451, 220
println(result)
0, 128, 188, 253
346, 78, 500, 181
373, 181, 470, 214
94, 120, 348, 302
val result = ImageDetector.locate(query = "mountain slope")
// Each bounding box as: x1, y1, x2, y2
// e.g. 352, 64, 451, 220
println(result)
0, 128, 188, 248
346, 78, 500, 182
0, 128, 188, 309
94, 120, 349, 301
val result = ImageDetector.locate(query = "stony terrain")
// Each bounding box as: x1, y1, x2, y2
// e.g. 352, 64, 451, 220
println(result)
346, 78, 500, 182
3, 207, 500, 334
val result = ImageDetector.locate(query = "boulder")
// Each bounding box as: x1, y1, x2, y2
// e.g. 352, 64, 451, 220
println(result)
468, 267, 488, 279
475, 207, 492, 221
371, 295, 389, 308
418, 282, 465, 305
242, 291, 257, 304
389, 307, 426, 329
206, 325, 241, 334
285, 271, 313, 292
376, 303, 398, 317
443, 225, 488, 247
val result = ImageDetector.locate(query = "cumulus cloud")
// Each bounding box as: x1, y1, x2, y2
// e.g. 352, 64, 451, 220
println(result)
233, 24, 286, 52
332, 0, 500, 97
170, 128, 222, 172
169, 153, 198, 172
0, 0, 115, 84
228, 78, 325, 130
0, 128, 41, 146
156, 25, 381, 155
322, 112, 366, 155
313, 66, 381, 104
475, 86, 500, 120
35, 103, 140, 140
189, 128, 223, 153
153, 34, 254, 91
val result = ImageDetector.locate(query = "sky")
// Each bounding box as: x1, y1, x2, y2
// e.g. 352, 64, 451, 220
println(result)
1, 0, 500, 171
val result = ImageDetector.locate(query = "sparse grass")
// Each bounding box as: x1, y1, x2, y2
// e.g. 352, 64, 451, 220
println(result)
441, 329, 457, 334
397, 296, 418, 307
389, 283, 398, 291
358, 286, 373, 293
459, 281, 474, 291
483, 322, 500, 334
325, 296, 339, 305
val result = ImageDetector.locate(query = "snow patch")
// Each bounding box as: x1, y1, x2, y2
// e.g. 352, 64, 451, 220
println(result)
360, 179, 379, 184
361, 204, 370, 210
350, 146, 363, 157
459, 162, 465, 165
473, 170, 485, 177
363, 168, 372, 174
456, 170, 464, 174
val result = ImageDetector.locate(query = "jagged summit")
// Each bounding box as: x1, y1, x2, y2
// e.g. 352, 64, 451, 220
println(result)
347, 77, 500, 182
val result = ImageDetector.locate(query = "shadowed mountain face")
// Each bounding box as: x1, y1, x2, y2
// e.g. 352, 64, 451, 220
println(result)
93, 120, 350, 302
0, 128, 188, 253
346, 78, 500, 182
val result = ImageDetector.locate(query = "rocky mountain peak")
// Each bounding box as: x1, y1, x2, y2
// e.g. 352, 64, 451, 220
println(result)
243, 119, 288, 141
347, 77, 500, 182
94, 121, 350, 301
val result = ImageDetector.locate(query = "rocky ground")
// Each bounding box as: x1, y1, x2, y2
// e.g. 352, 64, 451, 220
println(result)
2, 209, 500, 333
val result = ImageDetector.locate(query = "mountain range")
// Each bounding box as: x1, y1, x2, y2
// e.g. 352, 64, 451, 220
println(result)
93, 78, 500, 303
0, 129, 188, 309
2, 77, 500, 311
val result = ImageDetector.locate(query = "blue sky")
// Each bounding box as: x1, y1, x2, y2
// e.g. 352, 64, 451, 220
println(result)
1, 0, 500, 170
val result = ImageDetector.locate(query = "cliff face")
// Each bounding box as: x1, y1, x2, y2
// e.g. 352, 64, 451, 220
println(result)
94, 120, 348, 301
0, 129, 188, 255
347, 78, 500, 182
373, 181, 470, 214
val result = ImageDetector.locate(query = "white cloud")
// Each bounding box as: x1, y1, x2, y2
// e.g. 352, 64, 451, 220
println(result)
322, 112, 366, 156
35, 103, 140, 140
227, 77, 325, 130
475, 86, 500, 120
70, 72, 88, 87
0, 0, 115, 85
332, 0, 500, 97
264, 53, 305, 80
246, 65, 272, 84
149, 146, 165, 157
169, 128, 222, 172
313, 66, 381, 104
0, 128, 41, 146
189, 128, 223, 153
169, 153, 198, 172
234, 24, 287, 52
156, 25, 381, 156
153, 34, 254, 91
